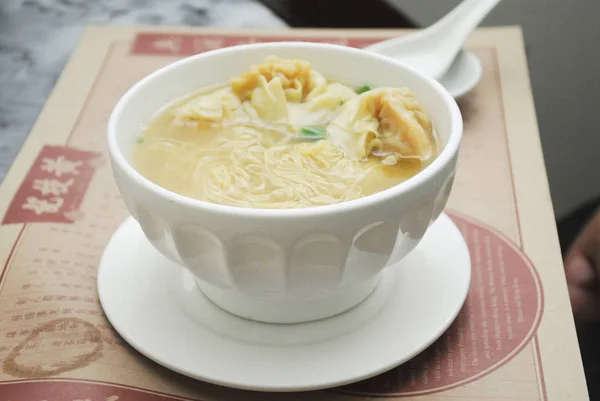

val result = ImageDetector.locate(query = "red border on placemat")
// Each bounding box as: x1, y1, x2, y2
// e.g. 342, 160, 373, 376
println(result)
0, 378, 204, 401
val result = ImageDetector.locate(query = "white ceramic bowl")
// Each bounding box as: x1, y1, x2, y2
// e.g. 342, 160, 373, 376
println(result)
108, 42, 462, 324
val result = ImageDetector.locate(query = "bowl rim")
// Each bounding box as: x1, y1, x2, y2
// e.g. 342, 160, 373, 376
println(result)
107, 41, 463, 219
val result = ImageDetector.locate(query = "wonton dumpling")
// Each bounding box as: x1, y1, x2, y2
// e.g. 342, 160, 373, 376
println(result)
307, 83, 357, 111
327, 87, 433, 160
326, 94, 381, 160
174, 88, 241, 123
231, 56, 327, 103
251, 76, 288, 121
304, 70, 328, 102
378, 88, 433, 158
284, 79, 304, 102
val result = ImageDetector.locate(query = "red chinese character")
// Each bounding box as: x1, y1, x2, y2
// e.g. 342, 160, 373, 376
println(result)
40, 155, 83, 177
22, 284, 32, 290
42, 295, 53, 301
16, 298, 26, 305
192, 37, 225, 52
21, 196, 64, 215
69, 296, 80, 301
32, 177, 74, 196
6, 331, 17, 338
62, 308, 73, 314
11, 314, 22, 321
49, 309, 58, 316
234, 37, 261, 45
36, 311, 47, 318
151, 36, 183, 53
51, 340, 63, 347
18, 329, 30, 336
56, 295, 66, 301
24, 312, 34, 320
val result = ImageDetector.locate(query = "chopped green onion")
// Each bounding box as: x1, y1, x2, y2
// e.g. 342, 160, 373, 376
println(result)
299, 126, 326, 138
136, 137, 144, 144
338, 100, 345, 106
356, 84, 374, 94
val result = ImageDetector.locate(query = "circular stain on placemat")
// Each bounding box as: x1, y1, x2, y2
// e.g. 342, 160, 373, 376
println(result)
335, 213, 543, 397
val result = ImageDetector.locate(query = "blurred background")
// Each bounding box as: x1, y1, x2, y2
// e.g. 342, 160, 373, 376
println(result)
1, 0, 600, 396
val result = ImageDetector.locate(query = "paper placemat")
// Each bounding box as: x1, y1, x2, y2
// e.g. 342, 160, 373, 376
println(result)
0, 25, 588, 401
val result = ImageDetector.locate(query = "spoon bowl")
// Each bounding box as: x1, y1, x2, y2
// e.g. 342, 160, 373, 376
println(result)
439, 50, 482, 98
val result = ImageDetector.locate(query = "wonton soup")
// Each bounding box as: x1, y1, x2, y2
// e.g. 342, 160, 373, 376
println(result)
132, 56, 437, 209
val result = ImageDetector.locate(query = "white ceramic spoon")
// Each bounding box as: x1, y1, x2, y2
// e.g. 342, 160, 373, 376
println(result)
365, 0, 501, 98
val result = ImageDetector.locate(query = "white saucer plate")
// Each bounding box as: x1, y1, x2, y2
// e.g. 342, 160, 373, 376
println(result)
98, 213, 471, 392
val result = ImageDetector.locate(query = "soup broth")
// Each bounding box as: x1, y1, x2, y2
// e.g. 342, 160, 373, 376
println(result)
132, 56, 437, 209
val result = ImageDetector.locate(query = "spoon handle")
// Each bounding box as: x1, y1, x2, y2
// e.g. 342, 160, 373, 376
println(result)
365, 0, 501, 80
430, 0, 501, 47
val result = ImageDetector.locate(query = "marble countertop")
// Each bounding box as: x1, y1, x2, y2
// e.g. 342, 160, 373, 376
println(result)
0, 0, 285, 182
